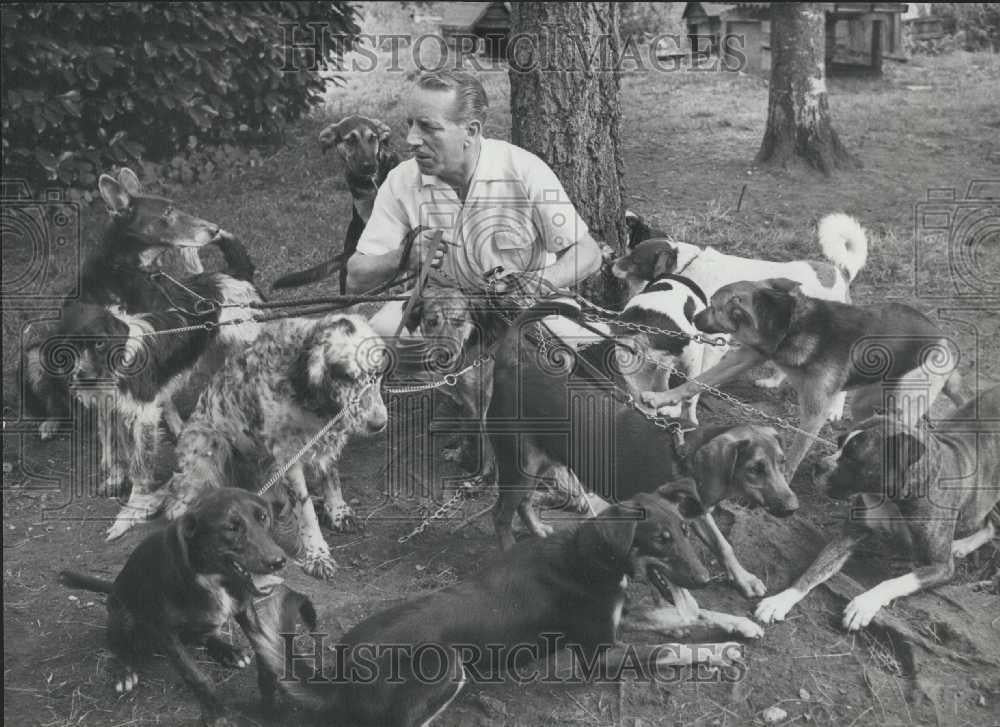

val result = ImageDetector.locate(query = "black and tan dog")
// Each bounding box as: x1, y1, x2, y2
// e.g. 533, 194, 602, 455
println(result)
756, 384, 1000, 631
272, 115, 400, 292
245, 482, 745, 727
60, 488, 288, 726
628, 421, 799, 599
643, 278, 965, 481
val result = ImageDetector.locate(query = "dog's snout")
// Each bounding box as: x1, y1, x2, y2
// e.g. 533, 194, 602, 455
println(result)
267, 554, 286, 572
367, 402, 388, 433
692, 568, 712, 587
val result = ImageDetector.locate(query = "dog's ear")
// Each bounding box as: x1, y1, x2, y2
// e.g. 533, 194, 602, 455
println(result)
691, 433, 749, 503
288, 327, 355, 415
318, 118, 350, 153
116, 168, 142, 196
751, 286, 796, 348
372, 118, 392, 143
578, 508, 639, 564
652, 247, 678, 278
655, 478, 705, 518
765, 278, 803, 294
98, 174, 131, 214
404, 298, 423, 334
885, 432, 927, 472
173, 512, 198, 567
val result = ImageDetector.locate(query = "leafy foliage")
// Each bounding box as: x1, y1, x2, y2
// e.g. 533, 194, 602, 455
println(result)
1, 2, 360, 190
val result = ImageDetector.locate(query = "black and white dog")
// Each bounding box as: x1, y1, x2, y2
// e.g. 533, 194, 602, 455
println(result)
22, 168, 263, 496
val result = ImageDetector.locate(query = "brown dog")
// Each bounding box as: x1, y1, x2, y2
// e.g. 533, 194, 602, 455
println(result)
403, 286, 497, 475
757, 385, 1000, 630
272, 115, 400, 292
60, 488, 288, 726
642, 279, 965, 482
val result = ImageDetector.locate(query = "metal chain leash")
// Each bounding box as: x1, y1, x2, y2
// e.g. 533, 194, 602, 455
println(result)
257, 377, 379, 496
605, 330, 839, 451
396, 481, 481, 544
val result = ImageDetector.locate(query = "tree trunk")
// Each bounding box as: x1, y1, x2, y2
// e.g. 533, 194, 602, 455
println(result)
508, 2, 627, 308
756, 3, 856, 175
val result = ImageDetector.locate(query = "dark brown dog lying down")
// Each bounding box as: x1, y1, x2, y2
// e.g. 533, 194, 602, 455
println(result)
60, 488, 288, 726
245, 483, 745, 727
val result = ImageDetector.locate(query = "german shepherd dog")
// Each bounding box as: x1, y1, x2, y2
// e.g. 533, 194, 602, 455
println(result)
60, 488, 288, 726
245, 483, 746, 727
272, 116, 400, 293
21, 168, 263, 495
643, 278, 964, 482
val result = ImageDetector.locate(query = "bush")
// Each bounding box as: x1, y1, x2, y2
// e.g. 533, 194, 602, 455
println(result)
1, 2, 360, 191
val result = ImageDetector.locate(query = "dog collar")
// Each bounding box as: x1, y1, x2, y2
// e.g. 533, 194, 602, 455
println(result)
643, 273, 709, 306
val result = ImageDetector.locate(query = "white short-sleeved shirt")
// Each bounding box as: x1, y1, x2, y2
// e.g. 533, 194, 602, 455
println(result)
356, 138, 590, 290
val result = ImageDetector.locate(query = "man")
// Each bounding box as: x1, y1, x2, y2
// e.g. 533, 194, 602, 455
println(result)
346, 70, 603, 336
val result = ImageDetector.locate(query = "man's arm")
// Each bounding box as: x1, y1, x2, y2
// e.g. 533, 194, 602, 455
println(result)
344, 171, 414, 293
345, 248, 405, 292
537, 231, 602, 290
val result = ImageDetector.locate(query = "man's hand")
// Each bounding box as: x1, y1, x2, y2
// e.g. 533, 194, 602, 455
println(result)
406, 230, 448, 273
641, 384, 697, 413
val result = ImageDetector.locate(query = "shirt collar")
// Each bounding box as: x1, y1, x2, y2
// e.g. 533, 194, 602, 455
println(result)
420, 138, 500, 189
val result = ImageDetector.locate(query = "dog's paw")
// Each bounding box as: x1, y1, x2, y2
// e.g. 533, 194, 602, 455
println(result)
842, 591, 885, 631
322, 503, 357, 533
529, 521, 555, 539
754, 375, 785, 390
98, 468, 127, 498
38, 420, 60, 440
301, 551, 337, 580
754, 588, 802, 624
725, 616, 764, 640
206, 640, 252, 669
105, 495, 159, 541
114, 666, 139, 695
732, 569, 767, 598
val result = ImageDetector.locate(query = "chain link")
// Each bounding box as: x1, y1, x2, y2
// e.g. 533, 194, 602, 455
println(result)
623, 340, 838, 450
257, 376, 379, 496
397, 482, 479, 544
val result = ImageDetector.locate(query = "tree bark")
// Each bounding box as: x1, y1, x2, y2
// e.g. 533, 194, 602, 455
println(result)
508, 2, 627, 307
756, 3, 856, 175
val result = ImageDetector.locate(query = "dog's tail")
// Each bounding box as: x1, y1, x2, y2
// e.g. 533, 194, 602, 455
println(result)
818, 213, 868, 283
215, 232, 257, 282
59, 570, 114, 594
245, 586, 337, 711
271, 255, 346, 290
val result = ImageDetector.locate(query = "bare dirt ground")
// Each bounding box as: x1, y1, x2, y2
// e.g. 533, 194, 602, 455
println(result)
4, 49, 1000, 726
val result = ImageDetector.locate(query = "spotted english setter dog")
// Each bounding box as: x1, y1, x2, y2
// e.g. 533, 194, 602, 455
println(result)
106, 313, 389, 579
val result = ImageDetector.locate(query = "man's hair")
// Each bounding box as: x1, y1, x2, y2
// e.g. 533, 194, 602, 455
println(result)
415, 70, 488, 126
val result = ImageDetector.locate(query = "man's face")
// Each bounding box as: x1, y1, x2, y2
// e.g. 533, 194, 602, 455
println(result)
405, 87, 472, 180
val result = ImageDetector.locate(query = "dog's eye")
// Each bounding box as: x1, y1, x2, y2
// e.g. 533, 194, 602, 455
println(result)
255, 509, 268, 524
751, 461, 766, 474
161, 206, 174, 220
657, 532, 672, 543
94, 340, 107, 351
227, 519, 243, 532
